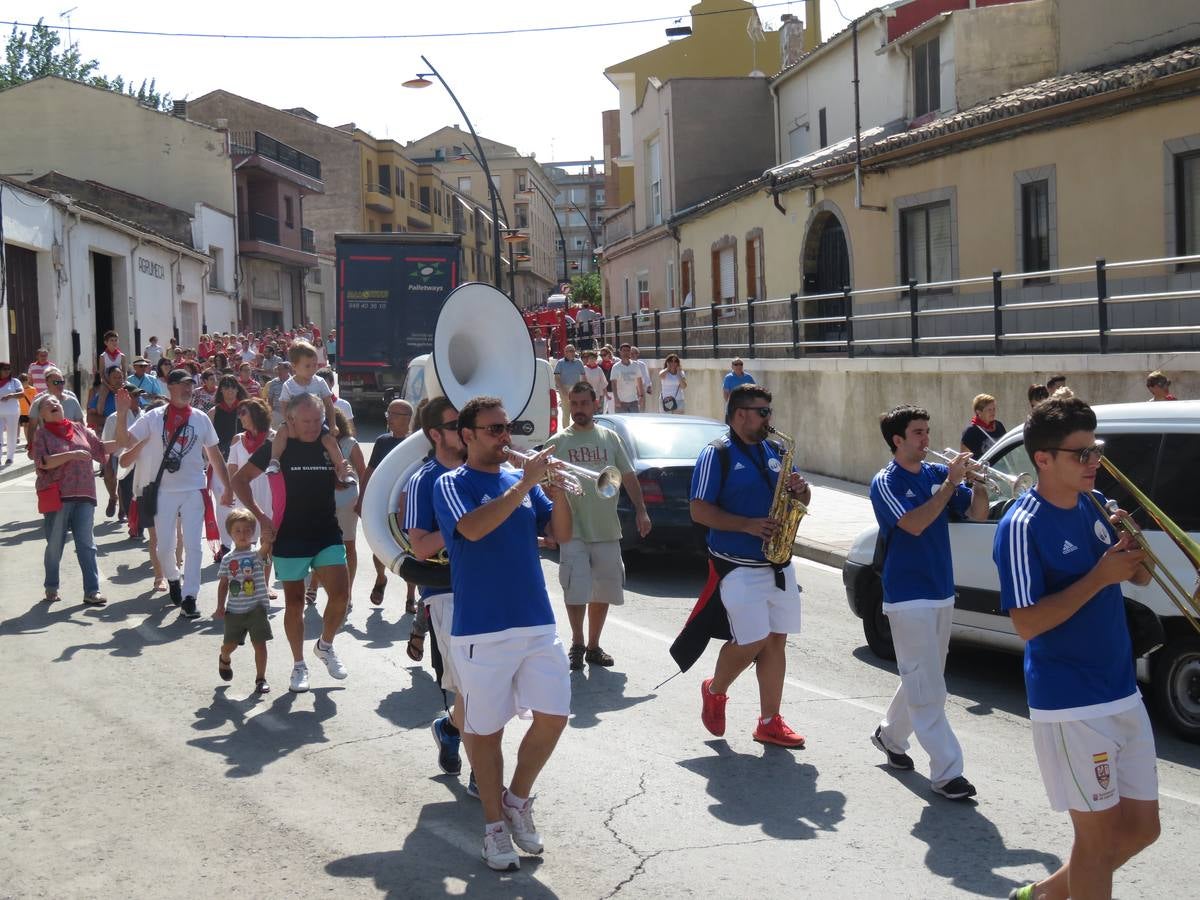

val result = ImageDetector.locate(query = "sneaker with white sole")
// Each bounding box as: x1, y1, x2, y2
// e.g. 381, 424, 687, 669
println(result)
481, 827, 519, 871
932, 775, 977, 801
501, 792, 544, 854
289, 664, 310, 693
871, 726, 915, 770
313, 640, 347, 679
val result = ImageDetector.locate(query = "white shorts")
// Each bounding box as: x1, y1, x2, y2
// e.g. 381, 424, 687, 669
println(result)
720, 563, 801, 645
425, 592, 460, 695
559, 539, 625, 606
1031, 702, 1158, 812
451, 632, 571, 735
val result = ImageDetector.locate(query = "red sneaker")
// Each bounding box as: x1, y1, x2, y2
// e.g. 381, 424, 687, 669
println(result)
700, 678, 727, 736
752, 715, 805, 748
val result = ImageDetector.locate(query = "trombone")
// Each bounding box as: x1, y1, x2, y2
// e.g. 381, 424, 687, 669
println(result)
1087, 457, 1200, 636
505, 446, 622, 499
927, 448, 1034, 498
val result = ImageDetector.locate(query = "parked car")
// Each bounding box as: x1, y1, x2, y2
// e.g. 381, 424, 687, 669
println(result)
843, 400, 1200, 741
592, 413, 727, 555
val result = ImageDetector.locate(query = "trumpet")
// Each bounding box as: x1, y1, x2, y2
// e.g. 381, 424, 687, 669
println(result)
926, 448, 1034, 498
504, 446, 622, 499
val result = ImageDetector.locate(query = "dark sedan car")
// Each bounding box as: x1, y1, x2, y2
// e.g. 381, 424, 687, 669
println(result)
592, 413, 728, 555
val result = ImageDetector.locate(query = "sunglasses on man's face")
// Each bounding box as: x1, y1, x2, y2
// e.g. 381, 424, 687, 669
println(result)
471, 422, 514, 437
49, 379, 66, 386
1048, 440, 1106, 465
737, 405, 772, 418
431, 419, 459, 432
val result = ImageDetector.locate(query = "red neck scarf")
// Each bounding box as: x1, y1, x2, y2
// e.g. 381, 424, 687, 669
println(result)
218, 399, 239, 413
103, 348, 123, 363
43, 419, 76, 442
241, 429, 267, 455
163, 403, 192, 438
971, 415, 996, 433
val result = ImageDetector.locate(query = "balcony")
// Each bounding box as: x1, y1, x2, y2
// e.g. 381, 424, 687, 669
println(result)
603, 203, 634, 246
230, 130, 324, 194
238, 212, 319, 267
364, 182, 394, 213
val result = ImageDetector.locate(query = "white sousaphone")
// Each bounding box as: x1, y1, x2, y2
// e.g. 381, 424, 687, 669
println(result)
360, 282, 537, 576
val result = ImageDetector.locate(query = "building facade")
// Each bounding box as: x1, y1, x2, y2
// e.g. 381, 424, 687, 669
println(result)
545, 164, 606, 278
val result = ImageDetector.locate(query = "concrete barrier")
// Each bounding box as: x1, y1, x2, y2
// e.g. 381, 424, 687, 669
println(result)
644, 352, 1200, 484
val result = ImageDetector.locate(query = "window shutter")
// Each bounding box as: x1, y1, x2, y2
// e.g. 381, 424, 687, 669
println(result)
903, 209, 928, 283
928, 204, 952, 282
719, 246, 736, 301
1183, 155, 1200, 254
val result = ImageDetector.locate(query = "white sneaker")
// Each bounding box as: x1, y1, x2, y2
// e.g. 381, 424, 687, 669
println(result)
481, 827, 519, 871
313, 640, 347, 679
289, 664, 310, 693
501, 792, 543, 854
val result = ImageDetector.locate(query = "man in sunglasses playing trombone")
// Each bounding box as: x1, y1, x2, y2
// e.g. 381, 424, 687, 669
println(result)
995, 396, 1158, 900
432, 396, 573, 872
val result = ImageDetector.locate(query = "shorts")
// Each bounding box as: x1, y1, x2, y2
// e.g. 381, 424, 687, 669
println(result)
559, 539, 624, 606
1031, 702, 1158, 812
274, 543, 347, 582
614, 400, 640, 413
451, 631, 571, 735
720, 563, 801, 645
222, 604, 273, 645
425, 591, 461, 694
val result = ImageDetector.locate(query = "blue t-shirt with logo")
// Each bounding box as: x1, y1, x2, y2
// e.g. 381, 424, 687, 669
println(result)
690, 433, 791, 562
433, 465, 554, 642
994, 489, 1138, 721
404, 457, 450, 601
870, 460, 972, 608
722, 371, 755, 394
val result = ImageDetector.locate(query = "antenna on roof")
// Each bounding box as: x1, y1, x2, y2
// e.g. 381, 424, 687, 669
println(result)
59, 7, 78, 45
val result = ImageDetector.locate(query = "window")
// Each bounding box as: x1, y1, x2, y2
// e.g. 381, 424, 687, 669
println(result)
818, 108, 828, 149
409, 181, 416, 198
788, 122, 808, 160
900, 202, 952, 283
284, 196, 294, 229
555, 239, 564, 252
1153, 434, 1200, 532
208, 246, 223, 291
458, 176, 472, 194
913, 37, 941, 118
1021, 180, 1051, 273
637, 273, 650, 311
1176, 151, 1200, 254
647, 138, 662, 226
419, 186, 431, 211
711, 242, 736, 305
516, 204, 529, 229
395, 166, 403, 196
595, 189, 606, 205
667, 258, 676, 308
575, 238, 586, 249
381, 223, 393, 233
518, 175, 528, 192
378, 164, 391, 194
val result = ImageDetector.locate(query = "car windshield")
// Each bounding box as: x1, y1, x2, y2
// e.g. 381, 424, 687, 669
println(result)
626, 421, 727, 460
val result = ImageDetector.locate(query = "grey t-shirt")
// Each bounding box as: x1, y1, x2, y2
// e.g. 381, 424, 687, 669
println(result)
553, 357, 586, 389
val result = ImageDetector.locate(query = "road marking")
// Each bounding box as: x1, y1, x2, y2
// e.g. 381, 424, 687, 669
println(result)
606, 613, 1200, 807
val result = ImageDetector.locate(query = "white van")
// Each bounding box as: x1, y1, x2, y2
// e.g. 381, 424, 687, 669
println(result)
843, 400, 1200, 741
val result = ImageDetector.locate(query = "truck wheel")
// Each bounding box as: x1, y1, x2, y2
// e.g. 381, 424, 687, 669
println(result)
1150, 635, 1200, 742
862, 594, 895, 661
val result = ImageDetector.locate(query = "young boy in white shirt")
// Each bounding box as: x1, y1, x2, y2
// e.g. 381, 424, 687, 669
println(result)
265, 340, 350, 480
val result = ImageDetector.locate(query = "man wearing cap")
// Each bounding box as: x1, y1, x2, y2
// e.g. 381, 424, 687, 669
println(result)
126, 357, 166, 408
115, 370, 229, 620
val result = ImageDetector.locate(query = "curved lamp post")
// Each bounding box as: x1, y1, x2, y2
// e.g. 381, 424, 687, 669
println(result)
403, 57, 504, 292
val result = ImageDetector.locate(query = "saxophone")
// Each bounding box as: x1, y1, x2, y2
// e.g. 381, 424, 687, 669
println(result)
762, 426, 808, 565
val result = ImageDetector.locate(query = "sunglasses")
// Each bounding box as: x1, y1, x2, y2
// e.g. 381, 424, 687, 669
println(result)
431, 419, 459, 432
470, 422, 514, 436
1048, 440, 1105, 465
49, 379, 66, 386
737, 405, 772, 418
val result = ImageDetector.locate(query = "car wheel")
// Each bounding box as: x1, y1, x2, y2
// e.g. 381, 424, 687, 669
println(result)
862, 593, 895, 661
1150, 635, 1200, 742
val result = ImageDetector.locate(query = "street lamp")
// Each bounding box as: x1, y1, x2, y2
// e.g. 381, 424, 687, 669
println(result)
518, 186, 569, 288
403, 56, 504, 292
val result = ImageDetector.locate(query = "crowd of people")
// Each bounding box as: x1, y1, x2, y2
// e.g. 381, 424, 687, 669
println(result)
552, 341, 687, 416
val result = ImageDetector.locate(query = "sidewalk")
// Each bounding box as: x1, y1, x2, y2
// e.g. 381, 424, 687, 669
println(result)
0, 449, 36, 484
790, 472, 873, 569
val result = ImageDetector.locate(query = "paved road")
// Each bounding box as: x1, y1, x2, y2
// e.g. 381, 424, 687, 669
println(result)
1, 443, 1198, 899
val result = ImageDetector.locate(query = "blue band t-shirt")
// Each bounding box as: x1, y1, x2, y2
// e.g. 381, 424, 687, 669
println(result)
433, 465, 554, 642
870, 460, 972, 608
690, 433, 790, 562
994, 489, 1138, 721
404, 457, 450, 600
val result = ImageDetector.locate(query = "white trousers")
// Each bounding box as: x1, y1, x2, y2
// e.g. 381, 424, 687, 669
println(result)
0, 407, 21, 460
154, 490, 204, 598
879, 604, 964, 787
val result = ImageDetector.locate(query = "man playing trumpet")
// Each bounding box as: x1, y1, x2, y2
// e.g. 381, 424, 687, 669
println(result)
995, 396, 1159, 900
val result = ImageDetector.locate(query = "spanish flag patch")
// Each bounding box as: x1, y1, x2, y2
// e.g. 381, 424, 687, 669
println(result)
1092, 752, 1109, 764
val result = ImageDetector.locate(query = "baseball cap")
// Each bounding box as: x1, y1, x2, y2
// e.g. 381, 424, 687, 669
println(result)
166, 369, 193, 385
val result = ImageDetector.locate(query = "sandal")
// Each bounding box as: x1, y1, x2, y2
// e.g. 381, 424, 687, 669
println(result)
305, 587, 318, 605
43, 591, 60, 603
406, 631, 425, 662
152, 579, 167, 593
82, 593, 107, 607
585, 646, 615, 667
255, 678, 270, 694
370, 582, 386, 606
568, 643, 585, 671
218, 653, 233, 682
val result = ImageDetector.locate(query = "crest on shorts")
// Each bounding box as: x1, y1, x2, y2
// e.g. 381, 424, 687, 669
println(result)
1093, 751, 1110, 790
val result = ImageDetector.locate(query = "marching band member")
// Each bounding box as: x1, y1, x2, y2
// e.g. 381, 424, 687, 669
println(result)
869, 405, 987, 800
995, 397, 1159, 900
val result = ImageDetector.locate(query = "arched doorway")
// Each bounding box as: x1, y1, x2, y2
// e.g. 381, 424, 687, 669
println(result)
800, 209, 851, 353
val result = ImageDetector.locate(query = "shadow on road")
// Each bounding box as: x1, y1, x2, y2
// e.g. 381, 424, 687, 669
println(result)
0, 598, 96, 637
342, 606, 416, 651
677, 740, 845, 840
326, 779, 555, 899
376, 664, 447, 730
56, 603, 220, 661
188, 685, 341, 778
569, 665, 656, 729
0, 519, 45, 547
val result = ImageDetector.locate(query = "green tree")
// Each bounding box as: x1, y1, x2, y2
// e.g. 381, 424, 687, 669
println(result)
569, 271, 601, 307
1, 19, 171, 110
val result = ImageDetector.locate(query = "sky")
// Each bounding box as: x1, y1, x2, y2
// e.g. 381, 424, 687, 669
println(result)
4, 1, 881, 164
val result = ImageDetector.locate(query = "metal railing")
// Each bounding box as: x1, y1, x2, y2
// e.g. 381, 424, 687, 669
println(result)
301, 228, 316, 253
239, 212, 280, 245
230, 131, 322, 180
571, 254, 1200, 358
